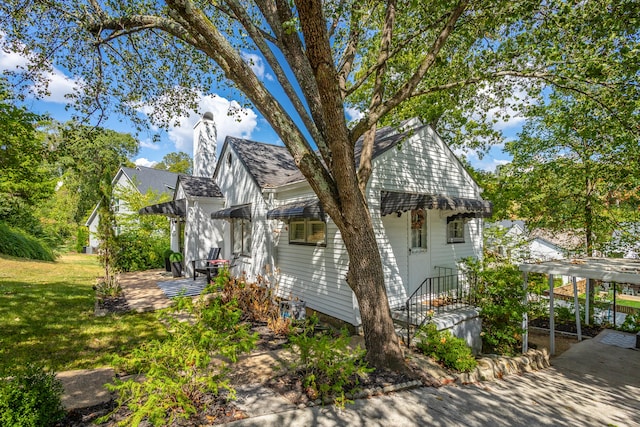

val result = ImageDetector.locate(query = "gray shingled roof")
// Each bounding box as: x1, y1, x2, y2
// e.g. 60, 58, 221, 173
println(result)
227, 121, 422, 189
178, 175, 223, 198
228, 137, 304, 188
120, 166, 180, 196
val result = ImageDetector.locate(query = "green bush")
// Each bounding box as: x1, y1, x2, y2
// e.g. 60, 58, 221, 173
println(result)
464, 258, 527, 355
0, 364, 65, 427
0, 222, 55, 261
618, 313, 640, 333
287, 314, 373, 406
415, 323, 477, 372
103, 296, 256, 426
75, 226, 89, 253
112, 230, 168, 272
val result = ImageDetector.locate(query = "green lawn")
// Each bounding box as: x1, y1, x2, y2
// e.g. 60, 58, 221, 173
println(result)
0, 253, 166, 374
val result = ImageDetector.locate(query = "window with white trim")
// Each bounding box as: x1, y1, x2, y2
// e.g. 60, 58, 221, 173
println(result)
289, 219, 326, 245
232, 218, 251, 256
410, 209, 427, 249
447, 219, 465, 243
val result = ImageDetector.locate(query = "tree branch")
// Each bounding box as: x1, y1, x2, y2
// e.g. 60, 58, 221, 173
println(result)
350, 0, 468, 143
223, 0, 324, 157
357, 0, 396, 192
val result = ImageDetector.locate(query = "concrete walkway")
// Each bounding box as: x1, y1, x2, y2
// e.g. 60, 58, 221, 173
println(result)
224, 329, 640, 427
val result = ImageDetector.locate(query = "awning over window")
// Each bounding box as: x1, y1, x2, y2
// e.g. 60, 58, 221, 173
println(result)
380, 191, 492, 217
211, 204, 252, 220
266, 199, 325, 221
138, 199, 186, 218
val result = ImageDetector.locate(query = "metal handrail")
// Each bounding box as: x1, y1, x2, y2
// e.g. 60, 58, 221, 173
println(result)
405, 271, 476, 347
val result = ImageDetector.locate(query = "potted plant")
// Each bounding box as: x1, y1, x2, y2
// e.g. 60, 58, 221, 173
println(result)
162, 248, 173, 272
169, 252, 183, 277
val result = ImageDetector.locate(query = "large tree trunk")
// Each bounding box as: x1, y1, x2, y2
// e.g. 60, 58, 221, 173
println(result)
332, 191, 406, 371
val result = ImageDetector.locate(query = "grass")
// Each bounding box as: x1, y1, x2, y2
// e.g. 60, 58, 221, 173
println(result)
0, 253, 167, 374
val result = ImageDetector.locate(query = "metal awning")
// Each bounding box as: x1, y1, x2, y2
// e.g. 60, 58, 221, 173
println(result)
211, 204, 252, 220
267, 199, 325, 221
380, 191, 493, 217
138, 199, 186, 218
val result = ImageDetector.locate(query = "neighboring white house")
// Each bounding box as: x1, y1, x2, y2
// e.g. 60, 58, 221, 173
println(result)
142, 115, 491, 328
85, 166, 180, 252
488, 220, 584, 263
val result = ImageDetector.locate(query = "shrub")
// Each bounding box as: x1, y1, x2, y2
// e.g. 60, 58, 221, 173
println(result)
0, 364, 65, 427
618, 313, 640, 333
0, 222, 55, 261
415, 323, 477, 372
103, 296, 256, 426
464, 258, 527, 355
75, 226, 89, 253
219, 270, 291, 331
112, 230, 168, 272
287, 314, 373, 405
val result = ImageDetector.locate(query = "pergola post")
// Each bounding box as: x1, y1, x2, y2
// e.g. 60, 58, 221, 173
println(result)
585, 278, 590, 325
522, 272, 529, 353
572, 276, 582, 341
549, 273, 555, 356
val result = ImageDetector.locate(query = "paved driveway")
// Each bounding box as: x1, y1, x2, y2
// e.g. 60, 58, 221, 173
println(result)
225, 329, 640, 427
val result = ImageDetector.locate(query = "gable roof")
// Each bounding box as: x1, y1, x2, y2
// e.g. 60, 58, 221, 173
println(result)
221, 120, 430, 190
118, 166, 180, 195
177, 175, 223, 198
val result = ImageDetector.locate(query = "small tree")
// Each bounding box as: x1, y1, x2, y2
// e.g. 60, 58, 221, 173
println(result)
96, 172, 121, 295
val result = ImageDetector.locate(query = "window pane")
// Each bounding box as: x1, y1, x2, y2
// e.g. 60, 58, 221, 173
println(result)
448, 220, 465, 243
410, 209, 427, 249
233, 220, 242, 253
307, 221, 326, 244
290, 221, 306, 242
242, 219, 252, 255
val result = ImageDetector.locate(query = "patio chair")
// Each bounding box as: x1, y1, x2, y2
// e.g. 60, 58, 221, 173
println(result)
191, 247, 222, 281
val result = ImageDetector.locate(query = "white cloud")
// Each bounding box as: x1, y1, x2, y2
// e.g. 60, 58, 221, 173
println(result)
345, 106, 364, 122
134, 157, 157, 167
163, 93, 259, 153
241, 52, 274, 81
0, 38, 79, 103
139, 139, 161, 150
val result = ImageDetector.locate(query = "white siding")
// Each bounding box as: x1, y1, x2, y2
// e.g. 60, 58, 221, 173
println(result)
183, 197, 225, 278
269, 186, 358, 325
213, 146, 276, 281
368, 120, 484, 305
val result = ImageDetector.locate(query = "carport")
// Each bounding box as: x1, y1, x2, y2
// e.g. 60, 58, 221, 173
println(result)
519, 258, 640, 355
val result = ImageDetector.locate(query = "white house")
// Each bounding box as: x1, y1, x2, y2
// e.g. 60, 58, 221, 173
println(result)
85, 166, 180, 252
488, 220, 583, 263
142, 115, 491, 329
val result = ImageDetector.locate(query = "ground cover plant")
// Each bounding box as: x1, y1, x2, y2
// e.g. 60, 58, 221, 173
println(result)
0, 253, 166, 373
102, 295, 257, 426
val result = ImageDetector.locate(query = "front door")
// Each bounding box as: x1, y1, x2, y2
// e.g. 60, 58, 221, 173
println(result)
407, 208, 431, 296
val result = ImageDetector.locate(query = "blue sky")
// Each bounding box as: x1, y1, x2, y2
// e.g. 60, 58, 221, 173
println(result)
2, 46, 521, 172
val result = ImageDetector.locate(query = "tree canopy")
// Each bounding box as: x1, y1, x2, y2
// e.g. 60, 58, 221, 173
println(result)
0, 79, 55, 230
1, 0, 637, 370
501, 92, 640, 254
155, 151, 192, 175
51, 123, 139, 223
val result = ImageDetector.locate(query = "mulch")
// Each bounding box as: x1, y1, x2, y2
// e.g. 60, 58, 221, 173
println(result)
528, 317, 604, 337
68, 295, 433, 426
